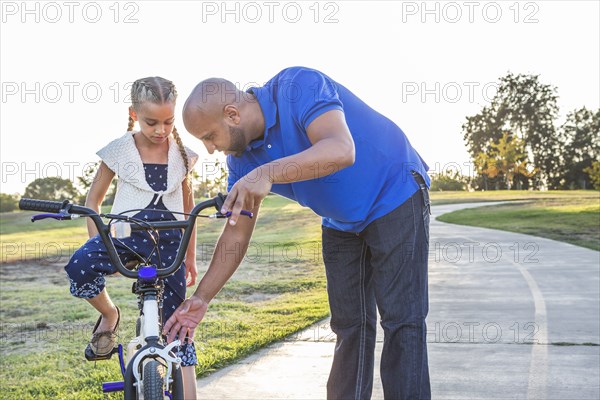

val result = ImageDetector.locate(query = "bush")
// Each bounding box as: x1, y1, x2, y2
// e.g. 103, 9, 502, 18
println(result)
430, 171, 468, 191
0, 193, 19, 212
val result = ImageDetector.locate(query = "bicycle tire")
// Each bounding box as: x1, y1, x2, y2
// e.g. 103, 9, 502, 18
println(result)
143, 360, 165, 400
170, 364, 185, 400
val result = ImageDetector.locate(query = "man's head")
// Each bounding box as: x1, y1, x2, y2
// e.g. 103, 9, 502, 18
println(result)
183, 78, 263, 157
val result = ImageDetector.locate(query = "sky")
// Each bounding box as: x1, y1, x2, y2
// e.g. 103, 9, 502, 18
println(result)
1, 0, 599, 194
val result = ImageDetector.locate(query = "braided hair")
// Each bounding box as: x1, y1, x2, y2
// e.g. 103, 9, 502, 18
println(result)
127, 77, 190, 175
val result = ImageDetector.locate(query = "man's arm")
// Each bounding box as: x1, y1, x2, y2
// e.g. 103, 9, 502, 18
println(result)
264, 109, 355, 182
222, 109, 355, 225
163, 205, 259, 343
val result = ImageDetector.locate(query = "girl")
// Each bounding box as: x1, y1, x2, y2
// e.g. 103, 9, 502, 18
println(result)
64, 76, 199, 399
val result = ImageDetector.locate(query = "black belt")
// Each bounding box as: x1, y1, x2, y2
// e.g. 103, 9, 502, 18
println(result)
411, 170, 428, 189
411, 170, 431, 214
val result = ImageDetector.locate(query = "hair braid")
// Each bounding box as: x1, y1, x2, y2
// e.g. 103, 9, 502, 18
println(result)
127, 115, 135, 131
172, 127, 189, 175
173, 126, 193, 193
128, 77, 193, 193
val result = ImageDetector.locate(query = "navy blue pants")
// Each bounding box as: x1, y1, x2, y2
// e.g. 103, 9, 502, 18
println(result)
322, 182, 431, 399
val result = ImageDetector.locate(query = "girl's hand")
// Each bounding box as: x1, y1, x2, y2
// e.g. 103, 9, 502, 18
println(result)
186, 259, 198, 287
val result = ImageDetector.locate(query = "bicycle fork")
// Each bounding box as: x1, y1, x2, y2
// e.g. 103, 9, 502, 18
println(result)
131, 298, 182, 396
102, 267, 184, 398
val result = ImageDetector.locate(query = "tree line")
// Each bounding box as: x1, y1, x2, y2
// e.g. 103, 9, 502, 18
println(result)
460, 72, 599, 191
2, 73, 598, 212
0, 162, 229, 212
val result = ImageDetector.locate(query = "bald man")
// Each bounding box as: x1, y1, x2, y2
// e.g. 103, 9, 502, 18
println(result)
164, 67, 431, 400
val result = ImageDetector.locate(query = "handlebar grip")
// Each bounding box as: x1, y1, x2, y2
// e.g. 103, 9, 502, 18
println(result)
19, 198, 67, 213
215, 193, 226, 212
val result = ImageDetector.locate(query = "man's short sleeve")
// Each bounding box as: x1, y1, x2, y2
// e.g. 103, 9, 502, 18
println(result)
285, 68, 344, 130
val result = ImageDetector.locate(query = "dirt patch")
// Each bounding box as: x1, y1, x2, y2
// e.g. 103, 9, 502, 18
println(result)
0, 260, 68, 286
239, 293, 279, 303
0, 321, 94, 357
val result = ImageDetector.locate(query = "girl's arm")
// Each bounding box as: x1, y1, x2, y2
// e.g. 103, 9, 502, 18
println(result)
85, 162, 115, 238
182, 176, 198, 286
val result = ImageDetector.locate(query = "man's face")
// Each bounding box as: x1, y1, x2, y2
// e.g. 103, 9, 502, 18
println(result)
227, 125, 248, 157
185, 112, 248, 156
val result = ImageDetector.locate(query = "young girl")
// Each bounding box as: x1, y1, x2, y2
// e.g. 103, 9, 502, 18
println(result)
64, 76, 199, 399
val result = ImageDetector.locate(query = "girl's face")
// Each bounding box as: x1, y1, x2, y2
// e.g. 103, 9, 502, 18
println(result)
130, 101, 176, 145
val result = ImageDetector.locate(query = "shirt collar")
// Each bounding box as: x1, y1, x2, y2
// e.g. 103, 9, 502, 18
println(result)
246, 86, 277, 151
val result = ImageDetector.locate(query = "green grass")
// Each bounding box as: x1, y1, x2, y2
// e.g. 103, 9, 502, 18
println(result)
0, 205, 113, 263
0, 195, 328, 399
429, 189, 598, 205
2, 190, 599, 398
435, 192, 600, 251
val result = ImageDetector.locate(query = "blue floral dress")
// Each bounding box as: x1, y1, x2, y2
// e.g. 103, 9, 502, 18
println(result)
64, 163, 197, 366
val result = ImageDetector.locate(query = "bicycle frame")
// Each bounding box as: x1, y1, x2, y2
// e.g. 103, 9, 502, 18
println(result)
19, 195, 252, 399
103, 278, 184, 397
124, 265, 184, 398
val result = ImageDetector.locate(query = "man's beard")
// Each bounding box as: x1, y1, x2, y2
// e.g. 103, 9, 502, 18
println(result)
228, 125, 247, 157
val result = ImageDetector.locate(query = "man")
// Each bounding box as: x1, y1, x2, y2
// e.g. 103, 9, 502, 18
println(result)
164, 67, 431, 399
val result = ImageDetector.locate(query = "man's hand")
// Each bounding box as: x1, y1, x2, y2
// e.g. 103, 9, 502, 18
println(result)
221, 167, 271, 226
162, 295, 208, 343
186, 260, 198, 287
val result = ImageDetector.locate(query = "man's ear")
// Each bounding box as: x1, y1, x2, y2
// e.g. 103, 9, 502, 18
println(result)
223, 104, 241, 124
129, 107, 138, 121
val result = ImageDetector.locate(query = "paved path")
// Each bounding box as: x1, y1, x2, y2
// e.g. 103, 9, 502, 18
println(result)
196, 202, 600, 399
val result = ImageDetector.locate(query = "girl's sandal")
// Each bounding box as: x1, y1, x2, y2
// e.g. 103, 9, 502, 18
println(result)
88, 306, 121, 356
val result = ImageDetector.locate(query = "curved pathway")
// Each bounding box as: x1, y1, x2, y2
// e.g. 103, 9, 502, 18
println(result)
196, 202, 600, 399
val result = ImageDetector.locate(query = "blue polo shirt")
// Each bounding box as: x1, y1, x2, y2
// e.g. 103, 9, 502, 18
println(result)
227, 67, 429, 233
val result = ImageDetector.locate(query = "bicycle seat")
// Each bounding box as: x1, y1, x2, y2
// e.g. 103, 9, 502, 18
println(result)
125, 260, 140, 270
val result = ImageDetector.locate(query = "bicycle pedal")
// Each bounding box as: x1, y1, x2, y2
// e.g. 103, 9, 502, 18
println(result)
85, 344, 118, 361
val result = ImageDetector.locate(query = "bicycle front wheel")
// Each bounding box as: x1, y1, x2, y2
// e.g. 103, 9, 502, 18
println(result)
143, 360, 165, 400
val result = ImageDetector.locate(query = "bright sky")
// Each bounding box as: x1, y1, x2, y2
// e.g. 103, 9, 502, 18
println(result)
1, 0, 598, 194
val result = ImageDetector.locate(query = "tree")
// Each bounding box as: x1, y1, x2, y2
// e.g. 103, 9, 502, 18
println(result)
472, 151, 493, 191
583, 161, 600, 190
194, 161, 228, 198
0, 193, 19, 212
463, 72, 560, 189
463, 106, 501, 162
210, 162, 229, 196
23, 177, 80, 201
76, 162, 99, 204
475, 132, 537, 190
76, 162, 117, 205
558, 107, 600, 189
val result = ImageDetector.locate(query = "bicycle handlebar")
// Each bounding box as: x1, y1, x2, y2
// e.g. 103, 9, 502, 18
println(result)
19, 196, 222, 279
19, 198, 69, 213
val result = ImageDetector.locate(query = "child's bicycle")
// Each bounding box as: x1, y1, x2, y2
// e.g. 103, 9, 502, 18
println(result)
19, 194, 252, 400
